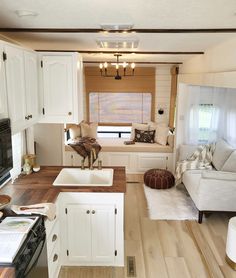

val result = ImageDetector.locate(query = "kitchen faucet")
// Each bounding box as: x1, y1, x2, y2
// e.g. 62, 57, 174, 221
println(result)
89, 148, 95, 170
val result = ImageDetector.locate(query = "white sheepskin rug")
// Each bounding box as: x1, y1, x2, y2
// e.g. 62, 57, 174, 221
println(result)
143, 184, 198, 220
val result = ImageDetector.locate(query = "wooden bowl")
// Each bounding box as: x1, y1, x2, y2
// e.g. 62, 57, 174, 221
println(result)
0, 195, 11, 210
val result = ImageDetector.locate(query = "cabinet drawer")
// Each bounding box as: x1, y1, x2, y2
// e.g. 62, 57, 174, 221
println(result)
47, 220, 59, 257
48, 243, 60, 278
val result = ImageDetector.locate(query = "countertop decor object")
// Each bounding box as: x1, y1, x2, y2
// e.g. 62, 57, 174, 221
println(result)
0, 194, 11, 210
32, 165, 40, 172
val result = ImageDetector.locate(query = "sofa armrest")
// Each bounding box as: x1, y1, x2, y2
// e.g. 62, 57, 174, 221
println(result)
201, 170, 236, 181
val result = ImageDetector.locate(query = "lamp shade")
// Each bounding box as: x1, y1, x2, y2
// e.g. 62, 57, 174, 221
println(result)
226, 217, 236, 270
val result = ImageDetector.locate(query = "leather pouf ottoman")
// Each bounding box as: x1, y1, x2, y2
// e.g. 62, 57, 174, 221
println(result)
144, 169, 175, 189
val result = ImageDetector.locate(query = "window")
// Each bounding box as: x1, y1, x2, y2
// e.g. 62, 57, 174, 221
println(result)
97, 126, 131, 138
89, 92, 152, 125
190, 104, 219, 144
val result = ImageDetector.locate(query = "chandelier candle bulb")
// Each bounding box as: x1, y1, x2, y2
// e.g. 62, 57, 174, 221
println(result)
99, 53, 135, 79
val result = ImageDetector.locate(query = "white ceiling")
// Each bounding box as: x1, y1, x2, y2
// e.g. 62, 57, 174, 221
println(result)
0, 0, 236, 64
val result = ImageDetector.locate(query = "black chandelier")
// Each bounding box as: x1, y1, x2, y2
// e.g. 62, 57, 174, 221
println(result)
99, 54, 135, 80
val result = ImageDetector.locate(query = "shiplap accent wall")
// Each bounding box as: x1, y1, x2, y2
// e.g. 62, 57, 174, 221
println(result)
155, 65, 172, 125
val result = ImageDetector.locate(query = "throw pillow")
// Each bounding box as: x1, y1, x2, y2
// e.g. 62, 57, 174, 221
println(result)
81, 122, 98, 138
69, 125, 81, 140
212, 139, 234, 170
155, 126, 169, 145
130, 123, 149, 140
134, 129, 155, 143
148, 121, 169, 145
221, 150, 236, 172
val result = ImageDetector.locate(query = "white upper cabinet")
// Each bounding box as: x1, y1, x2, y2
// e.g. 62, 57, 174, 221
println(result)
4, 44, 27, 134
0, 43, 8, 119
2, 42, 40, 134
24, 50, 40, 125
39, 52, 83, 124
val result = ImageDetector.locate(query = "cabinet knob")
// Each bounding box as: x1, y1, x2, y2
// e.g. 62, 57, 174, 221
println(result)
53, 254, 58, 262
28, 114, 32, 118
25, 116, 29, 120
92, 210, 95, 214
52, 234, 57, 242
68, 112, 72, 115
86, 210, 90, 214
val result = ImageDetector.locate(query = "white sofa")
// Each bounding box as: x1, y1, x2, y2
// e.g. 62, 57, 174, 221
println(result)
179, 139, 236, 223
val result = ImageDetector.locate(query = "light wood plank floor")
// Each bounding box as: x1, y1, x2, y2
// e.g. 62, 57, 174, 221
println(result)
59, 174, 236, 278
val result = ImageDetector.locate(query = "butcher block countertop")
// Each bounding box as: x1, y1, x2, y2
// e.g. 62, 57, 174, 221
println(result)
0, 166, 126, 211
0, 166, 126, 277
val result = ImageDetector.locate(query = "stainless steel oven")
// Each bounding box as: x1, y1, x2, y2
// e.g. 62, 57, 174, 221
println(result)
0, 216, 48, 278
25, 234, 48, 278
0, 118, 13, 186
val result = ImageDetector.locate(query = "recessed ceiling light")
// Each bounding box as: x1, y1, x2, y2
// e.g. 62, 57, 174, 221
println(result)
100, 23, 133, 31
96, 38, 139, 49
15, 10, 38, 17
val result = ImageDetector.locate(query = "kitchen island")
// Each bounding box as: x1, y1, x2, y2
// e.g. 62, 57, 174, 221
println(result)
0, 166, 126, 278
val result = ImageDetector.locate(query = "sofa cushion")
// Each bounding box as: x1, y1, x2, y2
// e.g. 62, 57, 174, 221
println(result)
202, 170, 236, 181
221, 150, 236, 172
178, 145, 198, 161
212, 139, 234, 170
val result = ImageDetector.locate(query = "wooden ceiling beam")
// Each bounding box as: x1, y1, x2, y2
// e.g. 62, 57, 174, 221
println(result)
84, 61, 183, 64
35, 50, 204, 55
1, 28, 236, 33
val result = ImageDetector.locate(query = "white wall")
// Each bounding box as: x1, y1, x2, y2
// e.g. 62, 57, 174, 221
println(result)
34, 123, 63, 166
10, 132, 25, 181
180, 37, 236, 74
155, 65, 172, 124
179, 37, 236, 88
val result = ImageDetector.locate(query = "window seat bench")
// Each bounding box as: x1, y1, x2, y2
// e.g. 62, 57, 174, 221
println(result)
63, 138, 174, 173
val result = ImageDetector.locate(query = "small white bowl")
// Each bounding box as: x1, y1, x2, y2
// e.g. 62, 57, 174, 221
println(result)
33, 165, 40, 172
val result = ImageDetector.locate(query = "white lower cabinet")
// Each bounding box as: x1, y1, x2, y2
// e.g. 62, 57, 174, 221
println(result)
44, 192, 124, 277
45, 199, 61, 278
60, 192, 124, 267
63, 150, 174, 173
67, 204, 115, 264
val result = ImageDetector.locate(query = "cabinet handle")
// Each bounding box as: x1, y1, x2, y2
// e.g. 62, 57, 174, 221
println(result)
92, 210, 95, 214
53, 254, 58, 262
25, 116, 29, 120
68, 112, 72, 115
52, 234, 57, 242
86, 210, 90, 214
28, 114, 32, 118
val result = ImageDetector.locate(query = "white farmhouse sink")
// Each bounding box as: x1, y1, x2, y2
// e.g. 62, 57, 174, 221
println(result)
53, 168, 114, 187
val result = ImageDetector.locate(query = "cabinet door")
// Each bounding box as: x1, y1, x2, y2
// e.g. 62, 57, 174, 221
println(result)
24, 51, 39, 124
5, 45, 26, 133
67, 204, 92, 262
0, 44, 8, 119
91, 204, 115, 263
42, 55, 75, 123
